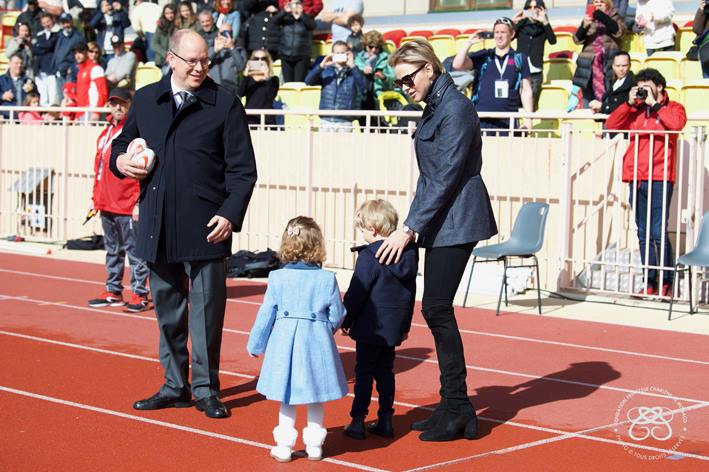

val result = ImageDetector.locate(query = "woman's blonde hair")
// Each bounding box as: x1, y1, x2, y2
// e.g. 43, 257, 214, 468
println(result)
363, 30, 385, 50
354, 199, 398, 237
388, 38, 444, 74
278, 216, 327, 264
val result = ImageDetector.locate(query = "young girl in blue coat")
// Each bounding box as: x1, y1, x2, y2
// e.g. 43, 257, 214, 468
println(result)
247, 216, 348, 462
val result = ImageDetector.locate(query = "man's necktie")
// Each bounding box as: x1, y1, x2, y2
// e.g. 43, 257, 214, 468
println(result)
176, 91, 189, 111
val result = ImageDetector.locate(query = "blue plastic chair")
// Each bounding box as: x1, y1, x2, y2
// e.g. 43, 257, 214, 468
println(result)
668, 212, 709, 320
462, 202, 550, 316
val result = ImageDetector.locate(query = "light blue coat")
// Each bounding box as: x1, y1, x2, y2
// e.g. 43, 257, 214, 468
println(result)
247, 262, 348, 405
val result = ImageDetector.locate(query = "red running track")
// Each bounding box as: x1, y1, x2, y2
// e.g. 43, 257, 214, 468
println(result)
1, 253, 708, 471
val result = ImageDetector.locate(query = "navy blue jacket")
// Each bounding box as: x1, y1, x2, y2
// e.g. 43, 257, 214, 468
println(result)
109, 74, 257, 263
31, 30, 57, 75
342, 240, 418, 347
0, 72, 36, 118
90, 10, 131, 51
305, 64, 366, 118
51, 28, 84, 77
406, 73, 498, 247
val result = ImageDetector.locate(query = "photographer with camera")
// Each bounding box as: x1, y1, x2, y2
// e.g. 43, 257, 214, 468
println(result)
693, 0, 709, 77
209, 23, 248, 95
605, 68, 687, 298
513, 0, 556, 109
274, 0, 316, 83
452, 17, 533, 134
90, 0, 131, 62
239, 50, 279, 126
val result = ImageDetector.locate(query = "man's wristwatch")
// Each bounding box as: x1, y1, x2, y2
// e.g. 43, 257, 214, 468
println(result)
402, 225, 415, 239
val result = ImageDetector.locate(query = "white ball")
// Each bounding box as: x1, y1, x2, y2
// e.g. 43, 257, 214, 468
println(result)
127, 138, 156, 173
127, 138, 147, 156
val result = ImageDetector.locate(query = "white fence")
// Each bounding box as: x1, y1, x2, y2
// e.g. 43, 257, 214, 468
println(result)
1, 106, 707, 303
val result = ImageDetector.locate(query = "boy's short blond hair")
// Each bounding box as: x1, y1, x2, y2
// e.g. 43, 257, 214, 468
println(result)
279, 216, 327, 264
354, 199, 399, 237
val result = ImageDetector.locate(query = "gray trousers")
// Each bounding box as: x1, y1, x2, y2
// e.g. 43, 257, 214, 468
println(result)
101, 212, 149, 296
149, 256, 227, 401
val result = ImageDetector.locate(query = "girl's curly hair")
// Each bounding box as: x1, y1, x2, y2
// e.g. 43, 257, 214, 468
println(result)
278, 216, 326, 264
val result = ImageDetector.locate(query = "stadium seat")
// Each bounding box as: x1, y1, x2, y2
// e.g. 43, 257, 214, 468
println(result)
436, 28, 462, 37
382, 39, 396, 55
377, 90, 409, 126
134, 64, 162, 90
311, 40, 328, 58
620, 33, 645, 53
281, 81, 306, 88
681, 81, 709, 131
543, 58, 575, 83
561, 108, 601, 132
548, 79, 572, 93
428, 35, 456, 60
400, 35, 427, 46
545, 32, 579, 57
537, 85, 568, 111
681, 58, 703, 82
455, 34, 483, 54
683, 20, 694, 28
299, 85, 321, 110
276, 86, 306, 126
629, 52, 646, 74
677, 27, 696, 56
462, 28, 478, 35
553, 25, 578, 34
643, 54, 680, 81
664, 80, 682, 102
383, 29, 407, 47
409, 30, 433, 39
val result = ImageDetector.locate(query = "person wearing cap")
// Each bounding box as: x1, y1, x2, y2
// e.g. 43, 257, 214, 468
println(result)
91, 0, 131, 62
73, 41, 108, 120
105, 34, 136, 89
452, 17, 534, 134
88, 88, 151, 312
50, 11, 84, 100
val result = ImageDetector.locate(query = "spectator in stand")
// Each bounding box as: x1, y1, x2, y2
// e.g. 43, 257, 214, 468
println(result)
635, 0, 675, 56
199, 8, 219, 50
305, 40, 367, 130
105, 35, 136, 89
7, 23, 34, 79
318, 0, 364, 43
130, 0, 162, 62
153, 4, 177, 72
31, 13, 58, 106
88, 88, 151, 312
513, 0, 556, 109
91, 0, 131, 62
605, 68, 687, 297
177, 1, 200, 31
19, 92, 43, 123
209, 23, 247, 94
274, 1, 316, 83
243, 0, 281, 59
88, 41, 107, 69
695, 1, 709, 78
213, 0, 241, 38
71, 42, 108, 121
79, 9, 98, 43
589, 50, 635, 115
15, 0, 42, 36
346, 13, 364, 55
355, 30, 394, 112
572, 0, 625, 107
278, 0, 322, 16
452, 17, 533, 133
239, 50, 280, 126
51, 12, 85, 100
0, 55, 37, 119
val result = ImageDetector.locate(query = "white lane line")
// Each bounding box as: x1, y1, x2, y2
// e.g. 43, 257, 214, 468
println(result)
3, 328, 708, 450
403, 402, 709, 471
0, 385, 388, 472
2, 267, 707, 366
2, 294, 708, 405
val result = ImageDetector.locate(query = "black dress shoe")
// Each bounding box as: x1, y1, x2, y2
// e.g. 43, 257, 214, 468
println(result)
133, 391, 192, 410
367, 414, 394, 438
195, 395, 230, 419
418, 409, 478, 441
343, 416, 366, 440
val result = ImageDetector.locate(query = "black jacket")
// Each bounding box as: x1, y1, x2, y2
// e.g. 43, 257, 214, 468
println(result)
600, 72, 635, 115
110, 74, 258, 263
31, 30, 57, 75
342, 240, 419, 347
515, 20, 556, 70
243, 0, 281, 53
273, 10, 315, 59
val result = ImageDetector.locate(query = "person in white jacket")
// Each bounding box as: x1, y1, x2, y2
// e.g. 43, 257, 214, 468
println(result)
635, 0, 676, 55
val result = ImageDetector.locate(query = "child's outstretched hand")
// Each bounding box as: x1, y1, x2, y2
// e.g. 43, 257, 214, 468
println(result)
340, 327, 350, 336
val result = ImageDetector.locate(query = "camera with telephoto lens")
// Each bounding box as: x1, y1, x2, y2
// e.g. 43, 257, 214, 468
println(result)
636, 87, 648, 100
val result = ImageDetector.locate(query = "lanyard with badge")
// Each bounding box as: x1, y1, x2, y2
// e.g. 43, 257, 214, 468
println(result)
494, 54, 509, 99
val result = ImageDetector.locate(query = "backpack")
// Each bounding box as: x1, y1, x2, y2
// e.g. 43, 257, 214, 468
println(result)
63, 234, 104, 250
227, 249, 280, 278
471, 50, 525, 106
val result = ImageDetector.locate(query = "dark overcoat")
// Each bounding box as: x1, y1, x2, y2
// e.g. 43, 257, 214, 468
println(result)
405, 73, 497, 248
110, 74, 257, 263
342, 240, 418, 347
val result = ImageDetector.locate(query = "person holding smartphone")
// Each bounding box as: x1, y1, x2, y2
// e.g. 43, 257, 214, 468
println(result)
274, 0, 316, 82
209, 23, 248, 95
513, 0, 556, 109
239, 49, 279, 126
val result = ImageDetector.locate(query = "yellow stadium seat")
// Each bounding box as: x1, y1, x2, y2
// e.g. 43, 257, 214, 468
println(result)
643, 55, 680, 81
561, 108, 601, 132
681, 81, 709, 132
311, 40, 328, 58
1, 11, 20, 28
428, 35, 456, 60
134, 64, 162, 90
0, 50, 7, 63
276, 86, 305, 126
537, 85, 568, 111
677, 27, 695, 56
0, 62, 7, 75
548, 79, 572, 93
664, 80, 682, 102
282, 81, 306, 88
543, 58, 575, 83
299, 85, 321, 110
681, 58, 703, 82
620, 33, 645, 53
383, 40, 396, 55
400, 35, 426, 46
545, 32, 579, 56
629, 52, 646, 74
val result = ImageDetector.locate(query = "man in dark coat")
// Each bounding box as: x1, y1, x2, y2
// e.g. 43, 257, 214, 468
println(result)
110, 30, 257, 419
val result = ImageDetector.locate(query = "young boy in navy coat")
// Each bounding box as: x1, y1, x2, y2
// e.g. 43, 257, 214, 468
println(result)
342, 199, 419, 440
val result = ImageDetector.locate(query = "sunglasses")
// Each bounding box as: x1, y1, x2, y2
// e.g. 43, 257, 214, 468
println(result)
394, 64, 426, 89
251, 57, 268, 61
88, 50, 99, 53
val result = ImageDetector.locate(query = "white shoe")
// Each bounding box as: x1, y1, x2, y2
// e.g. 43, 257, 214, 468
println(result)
302, 425, 328, 461
270, 425, 298, 463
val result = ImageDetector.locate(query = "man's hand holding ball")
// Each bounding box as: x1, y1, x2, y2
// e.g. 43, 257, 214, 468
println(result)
117, 138, 156, 180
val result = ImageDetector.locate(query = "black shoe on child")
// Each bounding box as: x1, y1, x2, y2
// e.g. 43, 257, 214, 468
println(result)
367, 414, 394, 438
343, 416, 366, 440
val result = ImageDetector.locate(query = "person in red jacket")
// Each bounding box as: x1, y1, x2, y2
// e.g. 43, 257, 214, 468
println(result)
88, 88, 150, 312
605, 68, 687, 297
74, 42, 108, 122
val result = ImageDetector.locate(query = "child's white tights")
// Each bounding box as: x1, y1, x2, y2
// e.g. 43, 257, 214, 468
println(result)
278, 402, 323, 429
271, 403, 327, 462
